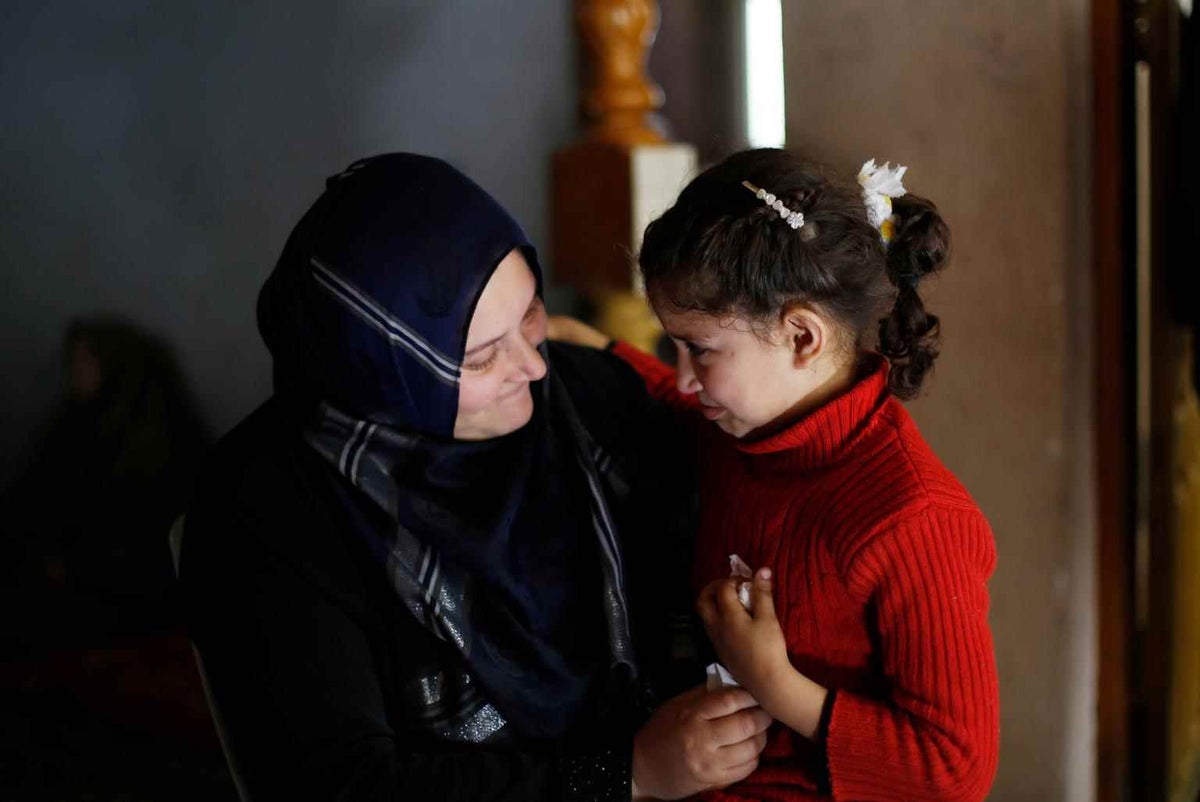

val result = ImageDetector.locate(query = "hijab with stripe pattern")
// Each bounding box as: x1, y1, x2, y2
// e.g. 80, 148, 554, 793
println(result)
258, 153, 526, 433
257, 154, 635, 739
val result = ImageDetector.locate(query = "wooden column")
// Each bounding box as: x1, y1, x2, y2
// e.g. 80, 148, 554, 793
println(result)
1093, 0, 1133, 798
552, 0, 697, 352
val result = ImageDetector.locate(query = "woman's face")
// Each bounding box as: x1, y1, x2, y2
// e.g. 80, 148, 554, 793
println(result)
453, 249, 548, 440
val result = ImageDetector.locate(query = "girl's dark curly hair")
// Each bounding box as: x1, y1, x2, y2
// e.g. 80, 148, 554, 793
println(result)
638, 148, 950, 400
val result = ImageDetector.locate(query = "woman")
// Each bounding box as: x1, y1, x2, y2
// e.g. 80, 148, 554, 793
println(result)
179, 154, 769, 801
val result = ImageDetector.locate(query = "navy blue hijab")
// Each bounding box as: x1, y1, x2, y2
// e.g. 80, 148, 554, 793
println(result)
256, 154, 635, 741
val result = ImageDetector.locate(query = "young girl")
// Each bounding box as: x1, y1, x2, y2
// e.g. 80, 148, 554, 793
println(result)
553, 148, 999, 801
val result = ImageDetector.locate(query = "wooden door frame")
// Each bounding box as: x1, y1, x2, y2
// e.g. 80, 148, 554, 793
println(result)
1093, 0, 1135, 797
1094, 0, 1184, 799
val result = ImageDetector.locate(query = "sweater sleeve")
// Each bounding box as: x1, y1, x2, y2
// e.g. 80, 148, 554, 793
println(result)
824, 506, 1000, 802
609, 341, 701, 412
180, 497, 631, 802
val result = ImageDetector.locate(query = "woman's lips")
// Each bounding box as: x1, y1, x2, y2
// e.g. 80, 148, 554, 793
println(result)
499, 383, 528, 401
700, 403, 724, 421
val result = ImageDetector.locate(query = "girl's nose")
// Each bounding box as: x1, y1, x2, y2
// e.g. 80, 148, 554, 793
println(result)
675, 352, 702, 395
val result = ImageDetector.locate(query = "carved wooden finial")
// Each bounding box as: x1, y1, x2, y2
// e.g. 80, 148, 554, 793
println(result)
576, 0, 665, 145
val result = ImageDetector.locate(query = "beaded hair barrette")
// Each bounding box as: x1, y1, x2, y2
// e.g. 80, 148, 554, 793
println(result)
743, 160, 910, 244
741, 180, 805, 230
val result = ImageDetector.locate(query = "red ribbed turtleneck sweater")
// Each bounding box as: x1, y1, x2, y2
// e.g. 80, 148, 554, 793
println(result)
613, 343, 1000, 802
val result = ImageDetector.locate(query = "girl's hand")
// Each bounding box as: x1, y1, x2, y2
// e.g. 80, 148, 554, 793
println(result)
698, 569, 830, 740
697, 569, 792, 705
545, 315, 611, 349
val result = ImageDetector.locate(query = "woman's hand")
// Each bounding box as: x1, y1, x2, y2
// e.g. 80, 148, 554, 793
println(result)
697, 569, 828, 740
630, 684, 771, 801
546, 315, 611, 349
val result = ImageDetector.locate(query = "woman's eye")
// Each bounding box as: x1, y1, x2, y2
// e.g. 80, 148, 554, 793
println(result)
463, 349, 498, 372
685, 342, 708, 357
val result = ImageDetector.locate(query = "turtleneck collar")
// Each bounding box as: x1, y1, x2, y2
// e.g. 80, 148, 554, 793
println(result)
730, 354, 893, 472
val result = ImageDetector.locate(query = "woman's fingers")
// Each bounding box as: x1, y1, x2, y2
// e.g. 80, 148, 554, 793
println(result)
632, 684, 766, 799
707, 705, 773, 746
697, 686, 761, 718
716, 727, 770, 766
714, 755, 762, 788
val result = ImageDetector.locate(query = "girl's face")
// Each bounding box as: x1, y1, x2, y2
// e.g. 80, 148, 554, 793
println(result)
453, 249, 548, 440
651, 299, 846, 440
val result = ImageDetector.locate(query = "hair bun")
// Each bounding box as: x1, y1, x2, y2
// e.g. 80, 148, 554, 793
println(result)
878, 194, 949, 400
886, 195, 950, 286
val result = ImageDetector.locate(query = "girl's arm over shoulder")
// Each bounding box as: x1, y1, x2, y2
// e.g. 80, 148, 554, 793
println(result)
546, 315, 612, 350
547, 315, 699, 411
609, 341, 699, 411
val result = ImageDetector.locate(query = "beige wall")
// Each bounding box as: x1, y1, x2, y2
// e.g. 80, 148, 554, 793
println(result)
780, 1, 1095, 799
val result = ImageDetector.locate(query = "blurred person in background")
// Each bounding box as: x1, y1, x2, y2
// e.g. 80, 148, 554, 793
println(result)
1, 316, 210, 655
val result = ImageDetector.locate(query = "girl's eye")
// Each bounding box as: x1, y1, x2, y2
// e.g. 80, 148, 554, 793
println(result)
463, 349, 498, 372
685, 342, 708, 357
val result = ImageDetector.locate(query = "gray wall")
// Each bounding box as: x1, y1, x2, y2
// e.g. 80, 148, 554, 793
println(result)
0, 1, 577, 472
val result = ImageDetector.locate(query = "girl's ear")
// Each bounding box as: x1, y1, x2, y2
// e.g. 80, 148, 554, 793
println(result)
780, 303, 828, 370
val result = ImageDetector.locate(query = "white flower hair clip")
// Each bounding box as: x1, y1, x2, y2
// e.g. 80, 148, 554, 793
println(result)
858, 159, 907, 243
742, 180, 805, 230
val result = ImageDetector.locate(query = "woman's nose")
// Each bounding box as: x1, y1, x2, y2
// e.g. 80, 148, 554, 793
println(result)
514, 336, 548, 381
675, 352, 701, 395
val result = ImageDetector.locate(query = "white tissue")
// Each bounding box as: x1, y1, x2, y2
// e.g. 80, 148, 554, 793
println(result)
706, 662, 740, 690
729, 554, 753, 610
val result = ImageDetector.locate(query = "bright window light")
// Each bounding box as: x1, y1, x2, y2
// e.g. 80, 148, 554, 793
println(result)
744, 0, 785, 148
